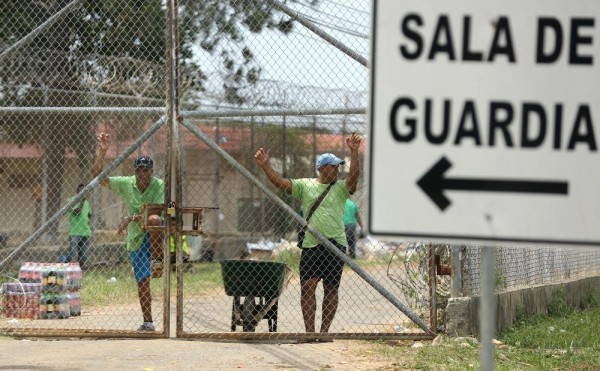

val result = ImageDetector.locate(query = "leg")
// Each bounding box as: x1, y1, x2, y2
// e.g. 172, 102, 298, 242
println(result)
320, 241, 345, 333
138, 277, 152, 323
79, 236, 90, 269
147, 214, 164, 261
345, 224, 357, 259
300, 278, 319, 333
320, 283, 339, 333
299, 248, 321, 333
129, 239, 153, 325
66, 236, 77, 263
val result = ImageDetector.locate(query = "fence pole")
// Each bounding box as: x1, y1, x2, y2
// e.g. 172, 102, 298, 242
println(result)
428, 245, 438, 332
480, 246, 496, 370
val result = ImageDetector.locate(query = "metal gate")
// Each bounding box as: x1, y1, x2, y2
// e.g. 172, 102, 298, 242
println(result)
0, 0, 438, 340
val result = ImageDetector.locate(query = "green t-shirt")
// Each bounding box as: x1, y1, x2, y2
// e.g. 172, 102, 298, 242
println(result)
291, 178, 349, 248
69, 198, 92, 237
343, 199, 359, 225
170, 235, 189, 255
109, 176, 165, 251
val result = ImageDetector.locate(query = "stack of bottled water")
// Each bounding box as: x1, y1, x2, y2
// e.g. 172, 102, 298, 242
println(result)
15, 262, 82, 319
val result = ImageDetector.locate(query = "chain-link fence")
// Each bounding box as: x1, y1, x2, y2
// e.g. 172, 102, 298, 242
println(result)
461, 246, 600, 297
3, 0, 599, 343
0, 0, 171, 336
0, 1, 438, 340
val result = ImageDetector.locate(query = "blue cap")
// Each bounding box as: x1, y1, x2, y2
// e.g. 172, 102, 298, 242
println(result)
316, 153, 345, 169
134, 156, 154, 169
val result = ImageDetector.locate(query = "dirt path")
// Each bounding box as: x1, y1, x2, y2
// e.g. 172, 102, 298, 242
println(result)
0, 336, 394, 370
0, 261, 422, 369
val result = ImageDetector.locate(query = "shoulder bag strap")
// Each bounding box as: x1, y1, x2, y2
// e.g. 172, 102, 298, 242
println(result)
304, 180, 336, 225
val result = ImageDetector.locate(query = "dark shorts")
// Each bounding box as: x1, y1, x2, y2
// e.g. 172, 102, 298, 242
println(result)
299, 240, 346, 288
129, 233, 151, 283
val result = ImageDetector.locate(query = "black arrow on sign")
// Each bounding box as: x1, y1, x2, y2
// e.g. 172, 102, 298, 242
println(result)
417, 156, 569, 211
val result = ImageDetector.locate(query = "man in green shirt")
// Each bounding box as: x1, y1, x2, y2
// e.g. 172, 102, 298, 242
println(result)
65, 183, 92, 268
93, 132, 165, 332
343, 198, 363, 259
168, 217, 189, 265
254, 133, 362, 337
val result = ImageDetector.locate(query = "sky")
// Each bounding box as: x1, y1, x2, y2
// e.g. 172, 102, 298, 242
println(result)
192, 0, 371, 104
246, 0, 370, 92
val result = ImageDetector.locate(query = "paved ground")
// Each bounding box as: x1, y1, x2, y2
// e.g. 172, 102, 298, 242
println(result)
0, 336, 394, 370
0, 255, 421, 369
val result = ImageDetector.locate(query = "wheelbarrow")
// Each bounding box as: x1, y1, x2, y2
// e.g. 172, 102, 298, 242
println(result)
220, 260, 290, 332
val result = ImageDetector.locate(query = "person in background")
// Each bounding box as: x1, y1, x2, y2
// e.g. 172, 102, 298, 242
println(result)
93, 132, 165, 332
168, 217, 190, 266
64, 183, 92, 268
343, 198, 363, 259
254, 133, 362, 338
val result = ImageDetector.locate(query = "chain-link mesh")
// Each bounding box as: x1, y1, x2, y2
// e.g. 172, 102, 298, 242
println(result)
0, 0, 437, 340
387, 243, 451, 331
4, 0, 597, 342
462, 246, 600, 297
176, 115, 431, 337
0, 1, 169, 335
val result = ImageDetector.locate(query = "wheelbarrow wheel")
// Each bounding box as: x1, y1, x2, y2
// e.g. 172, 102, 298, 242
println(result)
242, 296, 256, 332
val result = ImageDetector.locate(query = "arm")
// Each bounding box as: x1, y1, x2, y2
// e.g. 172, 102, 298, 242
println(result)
117, 213, 141, 236
72, 205, 82, 215
254, 148, 292, 193
345, 133, 362, 194
118, 201, 164, 236
93, 132, 110, 188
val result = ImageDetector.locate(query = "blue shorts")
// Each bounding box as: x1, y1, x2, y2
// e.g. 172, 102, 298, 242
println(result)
299, 240, 346, 288
129, 233, 151, 283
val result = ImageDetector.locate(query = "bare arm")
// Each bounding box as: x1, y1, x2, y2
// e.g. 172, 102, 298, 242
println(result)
93, 132, 110, 188
117, 213, 146, 236
254, 148, 292, 193
345, 133, 362, 194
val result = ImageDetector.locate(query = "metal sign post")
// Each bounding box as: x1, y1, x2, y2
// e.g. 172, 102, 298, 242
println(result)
369, 1, 600, 369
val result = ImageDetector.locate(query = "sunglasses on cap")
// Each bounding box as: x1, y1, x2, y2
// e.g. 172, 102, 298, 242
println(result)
134, 156, 153, 169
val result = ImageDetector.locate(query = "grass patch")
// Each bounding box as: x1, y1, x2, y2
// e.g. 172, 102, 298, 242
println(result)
364, 305, 600, 370
497, 308, 600, 369
80, 262, 225, 307
501, 307, 600, 350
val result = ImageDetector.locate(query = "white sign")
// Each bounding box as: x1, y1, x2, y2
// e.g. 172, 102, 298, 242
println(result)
368, 0, 600, 245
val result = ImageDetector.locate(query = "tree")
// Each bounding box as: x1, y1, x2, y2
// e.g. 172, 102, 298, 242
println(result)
0, 0, 317, 237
